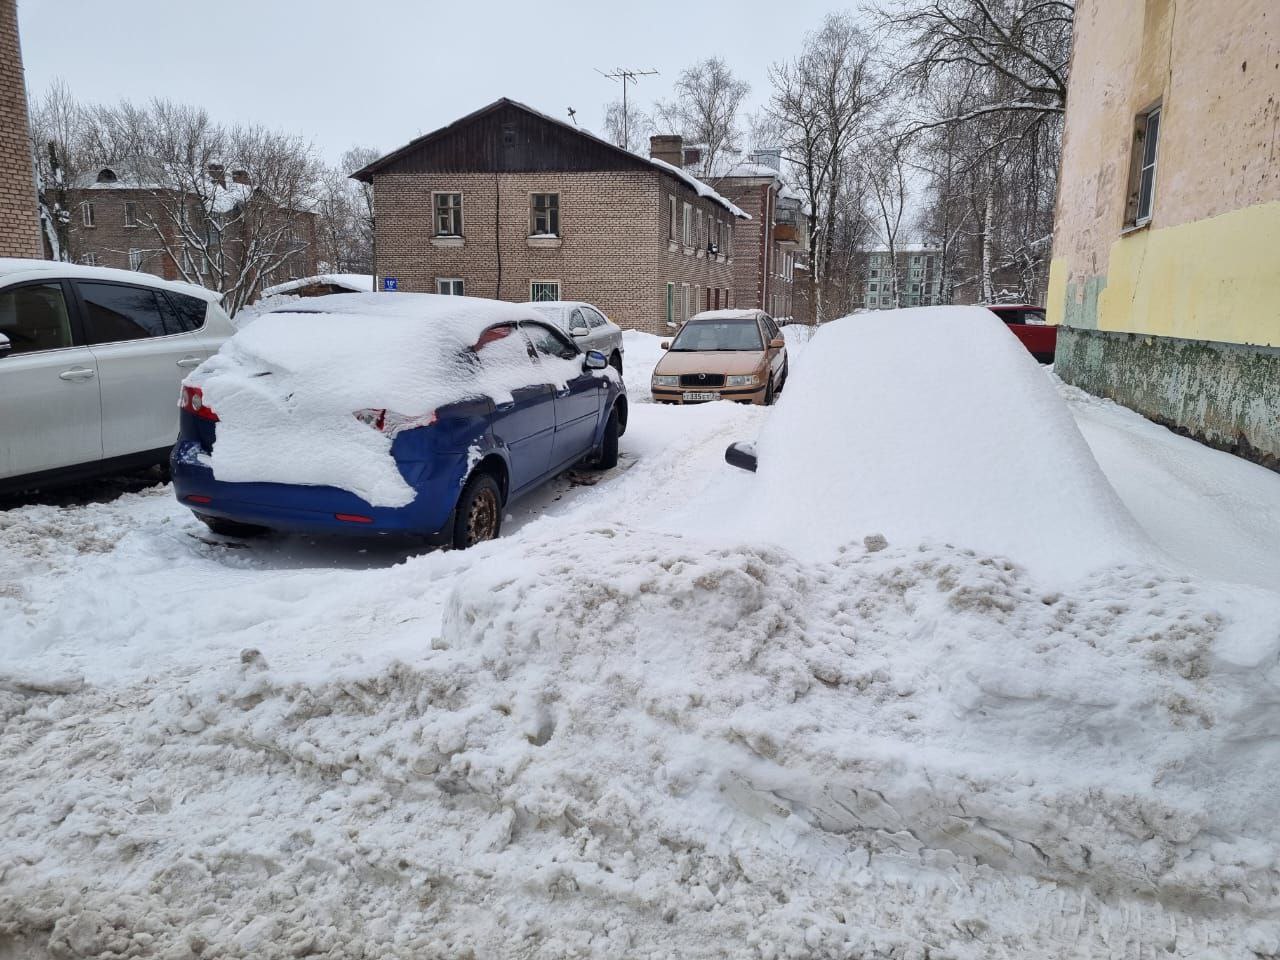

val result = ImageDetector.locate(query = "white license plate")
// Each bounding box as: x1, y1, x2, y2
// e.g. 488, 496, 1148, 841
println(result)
683, 392, 719, 402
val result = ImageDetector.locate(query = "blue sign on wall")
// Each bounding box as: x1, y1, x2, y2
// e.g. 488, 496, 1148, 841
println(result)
382, 277, 399, 291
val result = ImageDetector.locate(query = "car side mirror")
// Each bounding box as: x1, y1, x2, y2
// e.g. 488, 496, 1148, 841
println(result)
724, 441, 757, 473
660, 340, 671, 350
0, 333, 9, 358
570, 325, 590, 338
769, 337, 785, 349
583, 350, 608, 370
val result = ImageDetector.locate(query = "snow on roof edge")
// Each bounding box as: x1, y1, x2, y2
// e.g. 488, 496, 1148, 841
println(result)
261, 273, 374, 297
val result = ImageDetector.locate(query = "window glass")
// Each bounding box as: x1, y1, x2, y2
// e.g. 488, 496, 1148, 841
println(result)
162, 291, 208, 332
530, 281, 560, 302
436, 278, 464, 295
1136, 109, 1160, 222
522, 322, 578, 360
585, 307, 606, 328
77, 281, 171, 344
124, 201, 138, 227
0, 283, 74, 354
531, 193, 559, 235
568, 309, 587, 331
434, 193, 462, 235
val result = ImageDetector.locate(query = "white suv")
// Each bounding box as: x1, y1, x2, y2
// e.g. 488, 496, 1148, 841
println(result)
0, 259, 235, 494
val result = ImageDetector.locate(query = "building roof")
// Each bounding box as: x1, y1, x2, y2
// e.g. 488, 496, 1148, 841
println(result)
0, 257, 222, 302
261, 273, 374, 297
351, 98, 749, 220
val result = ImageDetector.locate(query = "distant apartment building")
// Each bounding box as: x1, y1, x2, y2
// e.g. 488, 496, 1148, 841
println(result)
0, 0, 42, 259
857, 245, 944, 310
64, 162, 316, 289
353, 99, 747, 335
1048, 0, 1279, 469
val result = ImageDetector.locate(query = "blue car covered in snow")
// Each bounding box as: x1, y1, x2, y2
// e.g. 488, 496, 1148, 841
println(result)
171, 293, 627, 548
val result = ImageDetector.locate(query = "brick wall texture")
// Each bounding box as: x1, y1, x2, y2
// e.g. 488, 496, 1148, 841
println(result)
373, 169, 738, 335
0, 0, 43, 259
710, 177, 797, 321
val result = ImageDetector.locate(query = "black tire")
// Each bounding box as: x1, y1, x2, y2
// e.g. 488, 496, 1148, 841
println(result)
596, 407, 620, 470
763, 377, 776, 406
610, 351, 623, 375
451, 472, 503, 549
197, 514, 268, 538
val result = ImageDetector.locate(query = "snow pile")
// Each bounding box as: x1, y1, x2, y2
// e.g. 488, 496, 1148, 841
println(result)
620, 329, 669, 399
260, 273, 374, 297
190, 293, 584, 506
743, 308, 1147, 579
647, 155, 750, 220
3, 526, 1279, 957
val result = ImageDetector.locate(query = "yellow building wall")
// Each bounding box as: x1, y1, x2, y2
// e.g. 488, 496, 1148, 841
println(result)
1049, 201, 1280, 348
1048, 0, 1280, 349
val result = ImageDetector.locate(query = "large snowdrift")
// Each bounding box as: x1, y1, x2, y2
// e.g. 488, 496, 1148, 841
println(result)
741, 308, 1147, 578
190, 293, 584, 506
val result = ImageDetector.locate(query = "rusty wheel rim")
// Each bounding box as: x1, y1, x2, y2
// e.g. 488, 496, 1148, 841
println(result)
466, 487, 499, 545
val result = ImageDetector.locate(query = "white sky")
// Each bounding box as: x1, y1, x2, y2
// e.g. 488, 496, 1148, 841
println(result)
17, 0, 853, 171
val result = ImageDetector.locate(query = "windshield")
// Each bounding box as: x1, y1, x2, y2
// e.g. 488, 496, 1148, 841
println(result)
670, 319, 763, 352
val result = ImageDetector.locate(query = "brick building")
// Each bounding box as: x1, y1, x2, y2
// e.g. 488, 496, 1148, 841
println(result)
678, 147, 807, 322
0, 0, 42, 259
64, 162, 316, 291
352, 99, 748, 334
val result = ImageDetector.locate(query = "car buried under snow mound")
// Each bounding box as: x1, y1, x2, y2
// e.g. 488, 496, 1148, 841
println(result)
170, 292, 627, 548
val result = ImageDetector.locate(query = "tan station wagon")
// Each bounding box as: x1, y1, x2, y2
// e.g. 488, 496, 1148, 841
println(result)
651, 309, 789, 405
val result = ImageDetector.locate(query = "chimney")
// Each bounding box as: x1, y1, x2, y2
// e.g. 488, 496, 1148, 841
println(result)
649, 134, 684, 168
207, 163, 225, 187
231, 169, 250, 186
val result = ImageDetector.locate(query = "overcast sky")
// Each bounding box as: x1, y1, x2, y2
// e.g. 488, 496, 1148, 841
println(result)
18, 0, 852, 171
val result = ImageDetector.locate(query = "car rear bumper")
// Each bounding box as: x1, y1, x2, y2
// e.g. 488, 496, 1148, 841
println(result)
651, 384, 767, 405
170, 440, 460, 538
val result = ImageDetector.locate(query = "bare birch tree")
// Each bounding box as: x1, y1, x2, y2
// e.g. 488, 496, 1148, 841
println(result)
602, 99, 653, 153
767, 13, 878, 322
653, 58, 749, 176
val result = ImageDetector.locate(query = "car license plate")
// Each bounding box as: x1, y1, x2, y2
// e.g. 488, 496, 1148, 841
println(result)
684, 392, 718, 402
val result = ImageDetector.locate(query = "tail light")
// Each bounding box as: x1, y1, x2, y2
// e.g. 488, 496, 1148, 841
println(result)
353, 408, 436, 438
180, 385, 219, 422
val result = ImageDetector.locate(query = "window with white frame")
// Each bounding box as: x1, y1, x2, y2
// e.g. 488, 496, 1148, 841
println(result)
128, 248, 143, 270
80, 253, 98, 266
869, 268, 879, 279
668, 195, 678, 240
665, 282, 675, 324
81, 202, 95, 227
695, 209, 703, 250
682, 202, 693, 247
530, 193, 559, 236
530, 280, 560, 302
911, 268, 922, 280
1129, 105, 1161, 226
434, 192, 463, 236
123, 201, 138, 227
868, 282, 878, 293
436, 278, 464, 295
911, 255, 921, 265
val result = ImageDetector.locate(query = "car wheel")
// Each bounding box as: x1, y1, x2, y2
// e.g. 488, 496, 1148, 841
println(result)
197, 514, 268, 538
596, 407, 620, 470
610, 351, 623, 375
452, 472, 503, 549
763, 377, 776, 406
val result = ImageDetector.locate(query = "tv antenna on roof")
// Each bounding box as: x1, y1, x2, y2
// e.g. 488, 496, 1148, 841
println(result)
595, 67, 659, 149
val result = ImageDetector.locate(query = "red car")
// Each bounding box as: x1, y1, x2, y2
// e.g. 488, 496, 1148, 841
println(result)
985, 304, 1056, 364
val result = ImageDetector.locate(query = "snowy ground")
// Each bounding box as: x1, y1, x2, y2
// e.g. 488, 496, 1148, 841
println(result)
2, 322, 1279, 959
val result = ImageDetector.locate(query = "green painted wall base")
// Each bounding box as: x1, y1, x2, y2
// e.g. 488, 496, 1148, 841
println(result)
1056, 327, 1280, 472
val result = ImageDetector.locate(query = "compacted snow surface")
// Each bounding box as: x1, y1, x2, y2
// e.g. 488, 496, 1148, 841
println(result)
3, 311, 1280, 959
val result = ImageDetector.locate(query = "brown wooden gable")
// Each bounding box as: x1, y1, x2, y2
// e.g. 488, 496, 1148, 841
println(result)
354, 100, 654, 178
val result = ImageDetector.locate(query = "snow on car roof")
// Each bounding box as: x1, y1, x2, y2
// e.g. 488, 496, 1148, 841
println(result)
260, 273, 373, 297
0, 258, 223, 302
190, 292, 585, 506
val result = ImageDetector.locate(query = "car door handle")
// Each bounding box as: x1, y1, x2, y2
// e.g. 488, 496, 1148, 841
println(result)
176, 356, 202, 368
59, 367, 96, 381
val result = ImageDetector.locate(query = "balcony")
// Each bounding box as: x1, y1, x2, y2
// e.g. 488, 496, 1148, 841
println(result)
774, 223, 800, 246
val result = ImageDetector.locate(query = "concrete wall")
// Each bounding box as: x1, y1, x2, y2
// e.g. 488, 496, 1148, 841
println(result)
0, 0, 42, 259
1056, 327, 1280, 469
1047, 0, 1279, 469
